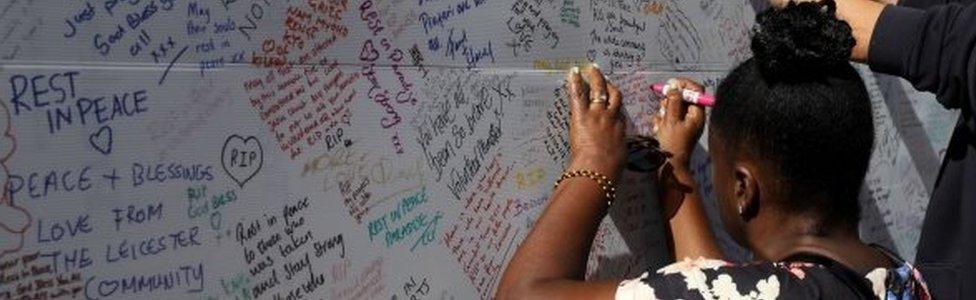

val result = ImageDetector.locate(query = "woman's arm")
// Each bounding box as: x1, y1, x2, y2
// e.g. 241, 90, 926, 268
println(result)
652, 79, 724, 261
495, 65, 626, 300
660, 164, 725, 260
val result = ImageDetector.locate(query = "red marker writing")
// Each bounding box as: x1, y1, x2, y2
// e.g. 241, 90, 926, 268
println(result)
651, 83, 716, 107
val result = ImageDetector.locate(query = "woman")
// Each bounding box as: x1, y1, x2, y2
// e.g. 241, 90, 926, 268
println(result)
496, 1, 930, 299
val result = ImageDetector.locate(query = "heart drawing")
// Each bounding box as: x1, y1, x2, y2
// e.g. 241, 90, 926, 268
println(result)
90, 126, 113, 155
221, 135, 263, 188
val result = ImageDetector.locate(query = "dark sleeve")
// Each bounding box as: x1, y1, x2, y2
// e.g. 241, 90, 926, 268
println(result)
900, 0, 976, 9
868, 4, 976, 114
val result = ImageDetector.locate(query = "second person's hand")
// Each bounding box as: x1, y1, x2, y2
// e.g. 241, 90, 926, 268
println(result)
767, 0, 896, 9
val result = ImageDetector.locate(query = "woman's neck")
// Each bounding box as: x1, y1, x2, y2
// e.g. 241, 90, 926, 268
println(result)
749, 218, 894, 274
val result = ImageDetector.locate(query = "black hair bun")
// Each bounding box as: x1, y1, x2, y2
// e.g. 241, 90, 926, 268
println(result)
752, 0, 855, 80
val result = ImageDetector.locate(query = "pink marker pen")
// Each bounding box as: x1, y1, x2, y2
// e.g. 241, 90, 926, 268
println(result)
651, 83, 716, 107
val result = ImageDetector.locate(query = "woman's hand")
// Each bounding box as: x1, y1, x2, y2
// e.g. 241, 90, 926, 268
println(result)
495, 65, 628, 300
652, 78, 706, 170
650, 81, 723, 263
565, 65, 627, 181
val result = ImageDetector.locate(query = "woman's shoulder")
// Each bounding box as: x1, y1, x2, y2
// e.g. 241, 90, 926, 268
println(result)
616, 257, 805, 300
615, 257, 931, 300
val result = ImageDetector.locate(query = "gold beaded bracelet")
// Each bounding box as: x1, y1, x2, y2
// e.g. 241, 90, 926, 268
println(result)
554, 169, 617, 206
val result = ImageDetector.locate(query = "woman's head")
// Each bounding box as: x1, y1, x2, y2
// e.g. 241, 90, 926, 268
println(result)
709, 0, 874, 248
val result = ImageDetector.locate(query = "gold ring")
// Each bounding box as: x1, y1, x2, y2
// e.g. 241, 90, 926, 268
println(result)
592, 94, 609, 104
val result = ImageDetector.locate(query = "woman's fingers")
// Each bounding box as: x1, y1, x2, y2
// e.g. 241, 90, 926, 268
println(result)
607, 83, 622, 114
674, 77, 705, 93
658, 77, 710, 136
652, 112, 663, 135
658, 96, 667, 120
563, 64, 628, 180
665, 85, 683, 124
566, 67, 588, 116
686, 103, 705, 129
584, 65, 609, 110
664, 77, 708, 124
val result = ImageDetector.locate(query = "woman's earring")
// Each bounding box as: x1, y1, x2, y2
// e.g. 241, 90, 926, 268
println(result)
737, 205, 744, 217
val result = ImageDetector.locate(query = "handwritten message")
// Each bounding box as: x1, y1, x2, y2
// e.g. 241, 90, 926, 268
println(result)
587, 0, 648, 69
442, 156, 518, 299
234, 197, 342, 300
413, 70, 515, 200
366, 188, 443, 251
0, 252, 84, 299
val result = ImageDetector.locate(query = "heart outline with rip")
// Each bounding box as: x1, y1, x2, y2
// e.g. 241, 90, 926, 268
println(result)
221, 135, 264, 188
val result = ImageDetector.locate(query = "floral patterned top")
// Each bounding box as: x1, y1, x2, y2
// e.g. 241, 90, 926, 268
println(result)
616, 254, 930, 300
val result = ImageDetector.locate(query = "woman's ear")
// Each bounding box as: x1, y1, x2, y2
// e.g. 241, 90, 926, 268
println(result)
733, 165, 760, 221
